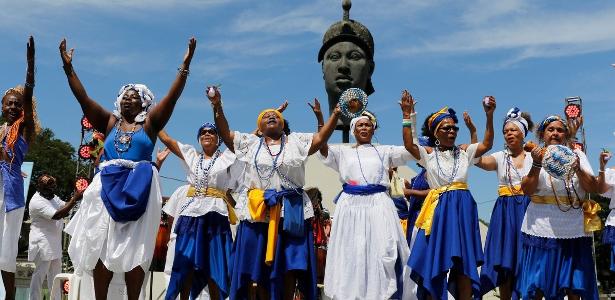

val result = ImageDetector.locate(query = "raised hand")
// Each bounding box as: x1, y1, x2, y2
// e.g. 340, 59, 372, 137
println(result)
276, 100, 289, 113
600, 149, 611, 170
482, 96, 496, 115
206, 86, 222, 108
183, 37, 197, 67
308, 98, 322, 115
59, 39, 74, 66
463, 111, 476, 132
157, 147, 171, 163
399, 90, 415, 117
27, 36, 35, 67
567, 115, 583, 139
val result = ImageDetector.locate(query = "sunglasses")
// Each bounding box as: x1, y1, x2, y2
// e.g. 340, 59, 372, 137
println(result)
200, 129, 217, 136
439, 125, 459, 132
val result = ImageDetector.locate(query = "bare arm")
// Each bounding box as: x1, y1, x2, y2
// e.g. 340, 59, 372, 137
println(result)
208, 88, 235, 152
598, 151, 611, 193
147, 38, 197, 135
157, 130, 183, 160
475, 96, 496, 157
463, 111, 478, 144
521, 147, 542, 195
20, 36, 36, 144
52, 191, 83, 220
308, 104, 340, 155
475, 155, 497, 171
155, 147, 171, 171
59, 39, 112, 134
400, 90, 420, 160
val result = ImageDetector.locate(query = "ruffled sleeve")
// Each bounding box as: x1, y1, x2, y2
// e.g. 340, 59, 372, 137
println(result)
317, 144, 342, 171
576, 149, 594, 176
290, 132, 314, 162
177, 142, 198, 172
232, 131, 259, 161
386, 146, 414, 168
417, 145, 429, 167
464, 143, 480, 163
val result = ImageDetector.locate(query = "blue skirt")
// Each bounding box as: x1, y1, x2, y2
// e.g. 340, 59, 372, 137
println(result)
408, 189, 484, 300
230, 220, 317, 300
165, 212, 233, 300
517, 234, 598, 300
480, 195, 530, 297
603, 225, 615, 272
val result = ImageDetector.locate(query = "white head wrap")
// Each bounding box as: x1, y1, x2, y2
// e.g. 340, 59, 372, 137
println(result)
504, 107, 529, 137
113, 83, 155, 123
350, 111, 378, 138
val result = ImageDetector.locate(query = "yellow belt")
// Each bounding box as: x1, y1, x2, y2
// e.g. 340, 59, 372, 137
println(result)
248, 188, 281, 266
530, 195, 602, 232
498, 185, 524, 196
186, 186, 238, 225
415, 182, 468, 236
400, 219, 408, 236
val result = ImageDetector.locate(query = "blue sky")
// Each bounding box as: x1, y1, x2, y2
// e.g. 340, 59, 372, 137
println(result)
1, 0, 615, 220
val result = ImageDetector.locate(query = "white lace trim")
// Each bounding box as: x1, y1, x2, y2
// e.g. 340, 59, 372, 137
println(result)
521, 202, 590, 239
99, 159, 149, 169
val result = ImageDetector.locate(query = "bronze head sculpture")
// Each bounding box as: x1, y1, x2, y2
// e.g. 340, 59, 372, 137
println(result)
319, 0, 375, 142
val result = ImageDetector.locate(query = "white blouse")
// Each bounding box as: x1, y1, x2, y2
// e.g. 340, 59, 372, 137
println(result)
318, 144, 412, 186
233, 131, 315, 221
417, 143, 479, 188
175, 142, 237, 217
521, 149, 594, 239
490, 150, 532, 186
600, 168, 615, 227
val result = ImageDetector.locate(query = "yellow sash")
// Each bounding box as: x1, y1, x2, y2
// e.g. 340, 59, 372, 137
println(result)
400, 219, 408, 236
186, 186, 238, 225
248, 188, 281, 266
415, 182, 468, 236
530, 195, 602, 232
497, 185, 524, 196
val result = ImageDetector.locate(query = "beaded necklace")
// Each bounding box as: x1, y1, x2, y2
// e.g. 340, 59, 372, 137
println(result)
180, 149, 221, 213
434, 146, 459, 186
355, 144, 385, 184
254, 134, 286, 188
504, 149, 525, 203
113, 120, 138, 154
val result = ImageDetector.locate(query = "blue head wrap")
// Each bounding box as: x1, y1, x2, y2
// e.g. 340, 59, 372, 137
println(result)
428, 107, 458, 134
197, 122, 221, 145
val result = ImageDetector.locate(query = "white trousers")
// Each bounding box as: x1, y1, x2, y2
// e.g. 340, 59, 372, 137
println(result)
0, 206, 25, 272
29, 258, 62, 300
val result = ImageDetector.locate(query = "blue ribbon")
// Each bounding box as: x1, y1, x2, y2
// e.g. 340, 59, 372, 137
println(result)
334, 183, 387, 204
100, 162, 154, 222
264, 188, 304, 237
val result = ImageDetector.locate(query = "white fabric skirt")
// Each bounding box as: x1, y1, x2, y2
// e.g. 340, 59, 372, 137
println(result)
324, 192, 410, 300
0, 204, 25, 272
65, 166, 162, 274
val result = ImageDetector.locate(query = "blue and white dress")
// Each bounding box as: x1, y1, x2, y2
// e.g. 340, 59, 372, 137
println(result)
164, 143, 236, 300
318, 144, 412, 300
517, 149, 598, 299
479, 150, 532, 297
66, 126, 162, 275
602, 168, 615, 272
0, 135, 28, 273
230, 131, 317, 300
408, 144, 484, 300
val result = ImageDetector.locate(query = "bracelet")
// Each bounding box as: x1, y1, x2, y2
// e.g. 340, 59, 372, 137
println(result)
177, 67, 190, 76
402, 121, 412, 128
599, 170, 605, 173
25, 82, 35, 88
531, 162, 542, 169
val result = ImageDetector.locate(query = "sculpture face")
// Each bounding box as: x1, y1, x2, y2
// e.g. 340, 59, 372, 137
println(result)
322, 41, 373, 114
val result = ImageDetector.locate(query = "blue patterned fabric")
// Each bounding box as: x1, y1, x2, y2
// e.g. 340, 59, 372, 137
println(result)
0, 136, 28, 212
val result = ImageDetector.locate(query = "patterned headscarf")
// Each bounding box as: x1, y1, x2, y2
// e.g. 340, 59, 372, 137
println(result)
196, 122, 222, 146
427, 106, 458, 134
537, 115, 568, 134
113, 84, 155, 123
504, 107, 529, 137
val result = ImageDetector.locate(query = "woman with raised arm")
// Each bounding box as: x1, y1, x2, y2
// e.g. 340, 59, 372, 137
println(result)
475, 108, 534, 299
517, 116, 599, 300
598, 150, 615, 274
60, 37, 196, 300
317, 108, 413, 300
401, 91, 495, 300
208, 88, 339, 300
158, 124, 237, 300
0, 36, 39, 300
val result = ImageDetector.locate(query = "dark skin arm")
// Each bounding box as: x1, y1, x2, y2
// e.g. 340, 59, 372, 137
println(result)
598, 151, 612, 194
474, 96, 496, 157
400, 90, 421, 160
22, 36, 36, 144
59, 39, 112, 134
158, 130, 183, 160
52, 191, 83, 220
576, 154, 598, 193
155, 147, 171, 171
521, 147, 542, 195
146, 38, 197, 136
307, 102, 340, 155
463, 111, 478, 144
208, 89, 235, 152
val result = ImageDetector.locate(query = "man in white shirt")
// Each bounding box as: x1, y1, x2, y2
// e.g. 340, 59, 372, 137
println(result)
28, 174, 81, 300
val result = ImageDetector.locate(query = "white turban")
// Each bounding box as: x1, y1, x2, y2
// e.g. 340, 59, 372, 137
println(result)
504, 107, 529, 137
350, 111, 378, 138
113, 83, 155, 123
